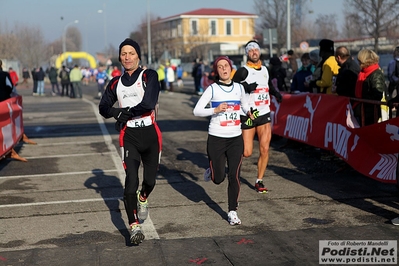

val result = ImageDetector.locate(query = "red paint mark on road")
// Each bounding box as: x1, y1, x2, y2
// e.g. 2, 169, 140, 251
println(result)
189, 258, 208, 264
237, 238, 254, 244
0, 256, 7, 261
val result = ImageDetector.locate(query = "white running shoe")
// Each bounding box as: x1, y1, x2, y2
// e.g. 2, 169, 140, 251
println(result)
203, 168, 211, 182
130, 223, 145, 244
228, 210, 241, 226
137, 191, 148, 221
392, 217, 399, 225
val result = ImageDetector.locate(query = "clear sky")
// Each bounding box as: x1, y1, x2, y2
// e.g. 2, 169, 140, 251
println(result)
0, 0, 343, 56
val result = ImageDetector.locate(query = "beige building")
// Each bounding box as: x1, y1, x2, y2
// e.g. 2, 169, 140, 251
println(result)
149, 8, 258, 63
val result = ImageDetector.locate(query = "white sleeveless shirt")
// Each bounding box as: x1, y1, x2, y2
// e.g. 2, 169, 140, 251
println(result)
243, 65, 271, 115
116, 70, 155, 128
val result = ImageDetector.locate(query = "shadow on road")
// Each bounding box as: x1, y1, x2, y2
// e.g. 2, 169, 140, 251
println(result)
158, 164, 228, 222
84, 169, 132, 246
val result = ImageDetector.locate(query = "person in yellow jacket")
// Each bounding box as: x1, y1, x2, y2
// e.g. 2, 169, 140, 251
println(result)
156, 64, 166, 93
69, 64, 83, 98
315, 39, 340, 94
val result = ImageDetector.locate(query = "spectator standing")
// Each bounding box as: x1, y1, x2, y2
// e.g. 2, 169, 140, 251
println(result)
21, 68, 30, 87
166, 63, 175, 92
354, 49, 387, 126
36, 67, 46, 96
176, 64, 183, 87
193, 56, 246, 225
287, 49, 298, 77
334, 46, 360, 97
0, 60, 14, 102
290, 53, 314, 93
70, 65, 83, 98
268, 56, 287, 92
99, 38, 161, 244
48, 66, 60, 96
156, 64, 166, 93
59, 66, 71, 97
315, 39, 340, 94
232, 40, 282, 194
386, 46, 399, 103
193, 59, 204, 95
31, 67, 38, 96
8, 67, 19, 87
306, 49, 322, 93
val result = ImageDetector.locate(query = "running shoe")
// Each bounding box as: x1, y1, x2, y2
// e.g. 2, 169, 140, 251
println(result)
392, 217, 399, 225
130, 223, 145, 244
203, 168, 211, 182
255, 180, 268, 194
228, 210, 241, 226
137, 191, 149, 220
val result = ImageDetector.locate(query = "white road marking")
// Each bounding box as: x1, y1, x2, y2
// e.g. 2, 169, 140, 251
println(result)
0, 197, 122, 208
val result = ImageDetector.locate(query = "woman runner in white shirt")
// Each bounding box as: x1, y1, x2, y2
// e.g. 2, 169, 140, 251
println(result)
193, 56, 247, 225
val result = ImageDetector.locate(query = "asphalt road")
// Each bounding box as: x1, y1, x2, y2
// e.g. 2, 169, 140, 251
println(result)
0, 80, 398, 266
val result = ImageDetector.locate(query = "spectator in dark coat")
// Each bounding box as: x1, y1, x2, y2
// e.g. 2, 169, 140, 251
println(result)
48, 67, 60, 96
31, 67, 38, 95
334, 46, 360, 97
268, 56, 287, 91
0, 60, 13, 102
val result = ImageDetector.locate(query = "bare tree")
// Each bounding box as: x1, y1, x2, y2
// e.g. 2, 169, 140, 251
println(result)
0, 23, 49, 69
344, 0, 399, 53
341, 12, 365, 39
255, 0, 288, 51
66, 26, 82, 52
254, 0, 310, 52
314, 14, 340, 40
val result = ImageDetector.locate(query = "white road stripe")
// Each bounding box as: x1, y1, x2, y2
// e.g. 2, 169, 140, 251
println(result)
0, 197, 122, 208
22, 152, 114, 160
0, 169, 119, 180
15, 140, 107, 147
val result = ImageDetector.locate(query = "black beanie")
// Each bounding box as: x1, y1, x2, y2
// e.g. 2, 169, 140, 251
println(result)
119, 38, 141, 60
319, 39, 334, 54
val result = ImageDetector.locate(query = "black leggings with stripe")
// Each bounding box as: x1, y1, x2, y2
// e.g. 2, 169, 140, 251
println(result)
120, 124, 162, 225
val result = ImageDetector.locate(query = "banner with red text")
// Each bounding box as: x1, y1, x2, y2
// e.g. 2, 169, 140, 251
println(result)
270, 93, 399, 183
0, 96, 24, 157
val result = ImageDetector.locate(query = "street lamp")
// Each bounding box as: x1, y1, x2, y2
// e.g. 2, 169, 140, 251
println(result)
98, 4, 107, 52
63, 19, 79, 55
147, 0, 152, 66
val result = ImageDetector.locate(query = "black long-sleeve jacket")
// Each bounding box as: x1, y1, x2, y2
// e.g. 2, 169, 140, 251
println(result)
99, 67, 160, 119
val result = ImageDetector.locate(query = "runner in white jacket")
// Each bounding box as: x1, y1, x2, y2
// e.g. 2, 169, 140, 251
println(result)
193, 56, 248, 226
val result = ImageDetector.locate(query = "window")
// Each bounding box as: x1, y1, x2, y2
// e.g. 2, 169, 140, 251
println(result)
177, 23, 182, 36
209, 20, 217, 36
225, 20, 232, 35
191, 20, 198, 35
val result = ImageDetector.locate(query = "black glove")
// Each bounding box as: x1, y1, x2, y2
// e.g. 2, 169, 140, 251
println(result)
242, 81, 258, 93
111, 107, 131, 123
269, 86, 283, 103
275, 92, 283, 103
